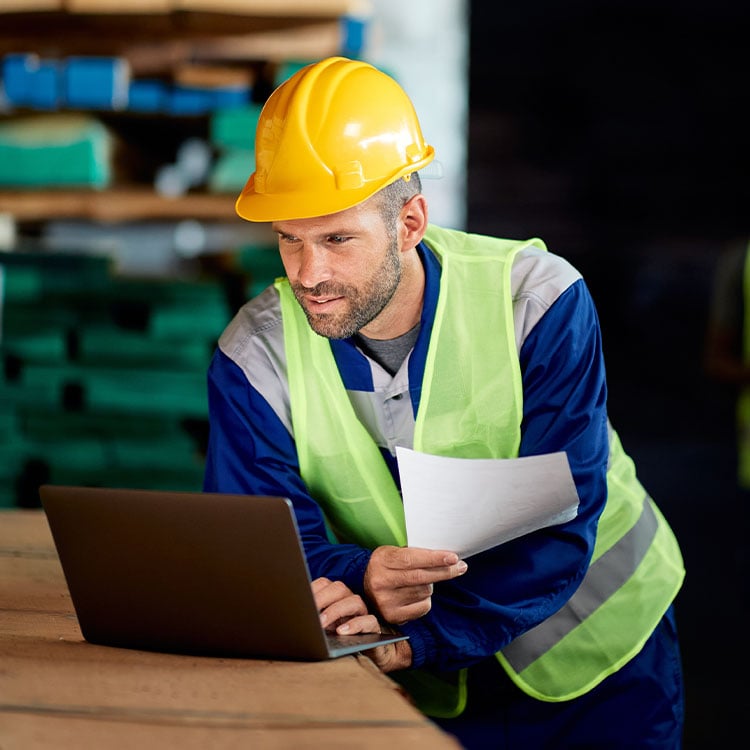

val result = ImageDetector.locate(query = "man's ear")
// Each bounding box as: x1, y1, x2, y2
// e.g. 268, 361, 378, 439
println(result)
399, 194, 429, 251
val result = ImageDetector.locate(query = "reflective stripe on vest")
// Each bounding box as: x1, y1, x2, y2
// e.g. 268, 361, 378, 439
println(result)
502, 495, 657, 673
497, 421, 684, 701
278, 224, 684, 713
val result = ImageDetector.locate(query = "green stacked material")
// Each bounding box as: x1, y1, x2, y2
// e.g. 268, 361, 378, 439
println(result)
0, 442, 27, 508
108, 277, 229, 338
208, 104, 261, 193
50, 464, 207, 494
208, 149, 254, 193
1, 325, 68, 362
0, 377, 62, 410
273, 60, 314, 88
147, 284, 229, 340
20, 408, 188, 442
0, 405, 17, 436
12, 406, 206, 498
109, 434, 202, 469
14, 435, 110, 473
237, 243, 285, 297
0, 114, 113, 188
77, 324, 210, 368
0, 251, 112, 301
20, 356, 208, 416
1, 264, 43, 303
210, 104, 263, 151
0, 250, 230, 507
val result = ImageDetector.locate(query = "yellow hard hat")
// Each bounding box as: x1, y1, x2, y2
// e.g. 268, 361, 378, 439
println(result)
235, 56, 435, 222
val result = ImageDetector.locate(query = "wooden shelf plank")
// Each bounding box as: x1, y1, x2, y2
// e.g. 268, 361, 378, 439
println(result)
174, 0, 362, 16
0, 16, 344, 65
1, 0, 63, 10
0, 188, 243, 223
0, 0, 362, 19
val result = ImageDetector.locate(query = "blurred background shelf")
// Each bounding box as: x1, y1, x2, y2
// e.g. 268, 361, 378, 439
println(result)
0, 1, 368, 505
0, 187, 238, 222
0, 2, 369, 221
0, 9, 351, 69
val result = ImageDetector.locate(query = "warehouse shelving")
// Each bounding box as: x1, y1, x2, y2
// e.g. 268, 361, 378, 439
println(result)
0, 0, 367, 507
0, 0, 366, 224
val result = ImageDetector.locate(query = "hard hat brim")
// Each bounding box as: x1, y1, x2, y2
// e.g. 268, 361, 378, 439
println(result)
235, 148, 435, 223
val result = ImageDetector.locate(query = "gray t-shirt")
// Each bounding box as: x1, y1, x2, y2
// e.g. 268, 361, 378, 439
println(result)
355, 324, 420, 376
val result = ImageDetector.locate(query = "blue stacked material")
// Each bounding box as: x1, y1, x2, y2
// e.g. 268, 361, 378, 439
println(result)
2, 53, 62, 110
167, 85, 215, 116
212, 86, 252, 109
340, 14, 369, 59
127, 79, 168, 113
166, 84, 251, 115
63, 56, 130, 110
2, 53, 255, 115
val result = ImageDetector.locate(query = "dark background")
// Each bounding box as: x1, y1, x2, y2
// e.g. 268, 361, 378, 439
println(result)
467, 1, 747, 746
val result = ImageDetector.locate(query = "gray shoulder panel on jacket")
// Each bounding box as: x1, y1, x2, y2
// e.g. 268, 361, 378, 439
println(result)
218, 284, 292, 433
511, 246, 582, 351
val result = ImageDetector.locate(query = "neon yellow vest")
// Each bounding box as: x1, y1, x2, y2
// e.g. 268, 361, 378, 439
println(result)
737, 241, 750, 488
276, 225, 684, 717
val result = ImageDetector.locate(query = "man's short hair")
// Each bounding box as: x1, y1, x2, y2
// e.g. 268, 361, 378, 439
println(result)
377, 172, 423, 229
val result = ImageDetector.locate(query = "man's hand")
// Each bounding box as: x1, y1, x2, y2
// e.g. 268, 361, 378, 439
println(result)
364, 546, 468, 625
312, 577, 413, 672
312, 577, 376, 633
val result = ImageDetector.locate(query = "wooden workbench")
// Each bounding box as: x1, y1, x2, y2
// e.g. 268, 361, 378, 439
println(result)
0, 509, 461, 749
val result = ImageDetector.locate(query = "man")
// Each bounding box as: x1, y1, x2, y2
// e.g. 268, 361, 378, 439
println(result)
204, 56, 685, 748
705, 238, 750, 488
704, 239, 750, 607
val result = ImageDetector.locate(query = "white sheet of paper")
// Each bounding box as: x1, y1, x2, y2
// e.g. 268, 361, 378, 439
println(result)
396, 447, 580, 558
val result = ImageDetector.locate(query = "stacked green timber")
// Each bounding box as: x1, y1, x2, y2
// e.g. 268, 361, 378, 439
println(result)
0, 251, 229, 508
207, 103, 262, 193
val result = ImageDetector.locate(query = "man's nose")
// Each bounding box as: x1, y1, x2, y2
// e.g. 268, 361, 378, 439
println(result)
297, 244, 332, 289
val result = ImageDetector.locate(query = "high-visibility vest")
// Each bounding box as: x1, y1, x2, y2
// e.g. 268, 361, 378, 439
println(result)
276, 224, 684, 717
737, 241, 750, 488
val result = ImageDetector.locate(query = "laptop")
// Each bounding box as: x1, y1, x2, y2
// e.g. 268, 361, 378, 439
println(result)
38, 485, 407, 661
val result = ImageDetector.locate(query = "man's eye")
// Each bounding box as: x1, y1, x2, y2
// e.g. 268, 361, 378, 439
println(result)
328, 235, 348, 244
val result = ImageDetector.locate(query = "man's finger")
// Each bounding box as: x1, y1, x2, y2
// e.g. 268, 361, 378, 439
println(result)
371, 547, 469, 586
336, 614, 381, 635
380, 545, 463, 570
311, 577, 332, 594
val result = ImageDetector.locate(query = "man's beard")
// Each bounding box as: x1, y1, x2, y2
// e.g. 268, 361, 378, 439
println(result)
291, 238, 401, 340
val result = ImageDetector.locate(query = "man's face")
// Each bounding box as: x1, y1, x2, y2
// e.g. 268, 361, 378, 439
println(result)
272, 199, 401, 340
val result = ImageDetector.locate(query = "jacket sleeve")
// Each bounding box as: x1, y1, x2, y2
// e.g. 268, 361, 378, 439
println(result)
203, 348, 372, 584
